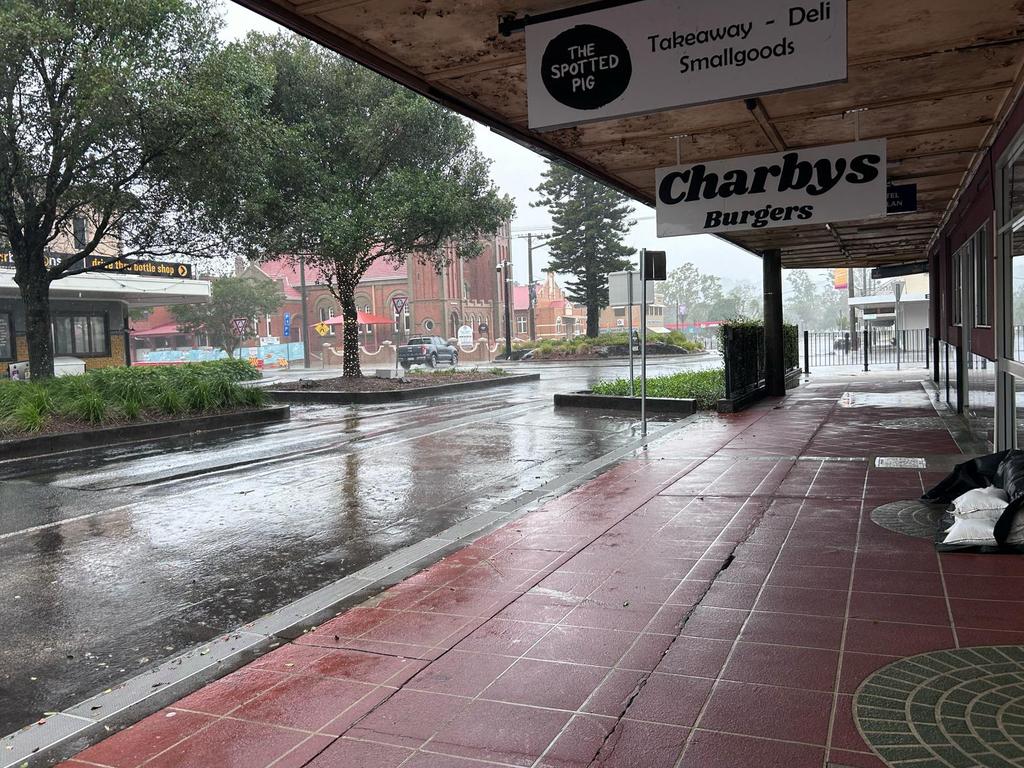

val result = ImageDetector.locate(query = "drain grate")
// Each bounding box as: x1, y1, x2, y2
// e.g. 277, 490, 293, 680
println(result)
869, 499, 945, 538
855, 646, 1024, 768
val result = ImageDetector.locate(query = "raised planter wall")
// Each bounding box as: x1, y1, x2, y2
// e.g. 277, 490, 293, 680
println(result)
0, 405, 291, 461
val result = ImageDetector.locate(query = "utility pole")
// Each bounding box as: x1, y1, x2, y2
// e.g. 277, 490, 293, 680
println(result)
299, 253, 311, 369
527, 233, 537, 341
503, 261, 514, 359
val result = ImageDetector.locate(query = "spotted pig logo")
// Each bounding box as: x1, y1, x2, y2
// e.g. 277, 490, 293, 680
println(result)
541, 24, 632, 110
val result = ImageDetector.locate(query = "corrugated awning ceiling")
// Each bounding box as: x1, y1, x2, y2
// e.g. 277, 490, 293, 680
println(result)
234, 0, 1024, 269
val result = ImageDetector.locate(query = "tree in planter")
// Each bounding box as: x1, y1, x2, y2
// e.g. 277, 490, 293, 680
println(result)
532, 162, 635, 337
238, 35, 513, 377
171, 276, 283, 359
0, 0, 272, 376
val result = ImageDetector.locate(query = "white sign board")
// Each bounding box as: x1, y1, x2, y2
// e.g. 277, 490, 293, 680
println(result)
526, 0, 847, 130
457, 325, 474, 348
608, 271, 655, 307
656, 139, 886, 237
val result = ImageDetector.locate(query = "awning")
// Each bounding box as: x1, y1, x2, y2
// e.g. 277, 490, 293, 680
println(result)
131, 322, 187, 338
317, 311, 394, 326
236, 0, 1024, 269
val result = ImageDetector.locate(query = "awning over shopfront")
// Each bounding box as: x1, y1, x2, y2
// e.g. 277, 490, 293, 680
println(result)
0, 269, 211, 306
235, 0, 1024, 270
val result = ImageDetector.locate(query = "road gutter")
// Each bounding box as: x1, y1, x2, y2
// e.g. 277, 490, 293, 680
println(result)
0, 413, 697, 768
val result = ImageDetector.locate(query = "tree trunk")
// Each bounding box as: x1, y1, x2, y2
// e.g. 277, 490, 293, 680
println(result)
586, 302, 600, 338
16, 266, 55, 378
339, 280, 361, 378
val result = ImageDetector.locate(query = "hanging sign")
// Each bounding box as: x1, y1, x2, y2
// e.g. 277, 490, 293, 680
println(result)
655, 139, 886, 237
886, 183, 918, 215
526, 0, 847, 130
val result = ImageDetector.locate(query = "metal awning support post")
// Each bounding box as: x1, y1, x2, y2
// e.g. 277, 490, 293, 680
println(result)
763, 249, 785, 396
640, 250, 648, 436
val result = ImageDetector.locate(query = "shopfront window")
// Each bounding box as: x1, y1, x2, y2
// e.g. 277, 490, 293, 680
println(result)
53, 313, 108, 356
951, 248, 963, 326
974, 227, 991, 327
1006, 151, 1024, 360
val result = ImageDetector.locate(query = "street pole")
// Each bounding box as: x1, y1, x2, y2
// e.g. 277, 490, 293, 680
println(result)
503, 262, 513, 360
627, 269, 635, 397
640, 250, 648, 437
527, 233, 537, 341
299, 254, 311, 370
848, 267, 857, 351
894, 281, 903, 371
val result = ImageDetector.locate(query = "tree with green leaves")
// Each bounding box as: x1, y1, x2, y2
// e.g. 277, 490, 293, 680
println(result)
664, 262, 726, 324
532, 162, 635, 337
237, 35, 513, 377
784, 270, 847, 330
0, 0, 272, 376
171, 276, 283, 359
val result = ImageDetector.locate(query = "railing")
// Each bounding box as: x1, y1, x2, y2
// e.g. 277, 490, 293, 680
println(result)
800, 328, 931, 371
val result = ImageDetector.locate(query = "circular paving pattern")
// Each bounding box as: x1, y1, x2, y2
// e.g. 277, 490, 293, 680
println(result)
870, 499, 946, 538
855, 646, 1024, 768
876, 416, 947, 431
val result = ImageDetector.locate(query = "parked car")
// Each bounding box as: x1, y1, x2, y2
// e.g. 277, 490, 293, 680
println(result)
398, 336, 458, 369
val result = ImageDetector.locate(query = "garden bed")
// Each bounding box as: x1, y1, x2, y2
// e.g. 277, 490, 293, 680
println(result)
272, 369, 510, 392
269, 370, 540, 404
0, 360, 269, 439
514, 331, 706, 360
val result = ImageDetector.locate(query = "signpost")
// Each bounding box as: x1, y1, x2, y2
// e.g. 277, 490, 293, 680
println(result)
609, 270, 655, 398
526, 0, 847, 130
231, 317, 248, 336
656, 140, 886, 236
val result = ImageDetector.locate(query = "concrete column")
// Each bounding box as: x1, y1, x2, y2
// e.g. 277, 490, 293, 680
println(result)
763, 249, 786, 396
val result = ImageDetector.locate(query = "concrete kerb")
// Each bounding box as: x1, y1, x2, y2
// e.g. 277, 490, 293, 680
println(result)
0, 413, 698, 768
0, 406, 291, 462
266, 372, 540, 404
554, 391, 697, 415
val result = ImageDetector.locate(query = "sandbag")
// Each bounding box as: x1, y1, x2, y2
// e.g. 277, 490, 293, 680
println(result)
921, 450, 1012, 503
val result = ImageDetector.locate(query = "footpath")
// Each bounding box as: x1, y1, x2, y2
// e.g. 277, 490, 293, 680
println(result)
57, 372, 1024, 768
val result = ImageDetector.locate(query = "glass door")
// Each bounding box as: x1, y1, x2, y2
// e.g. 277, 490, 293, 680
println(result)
996, 133, 1024, 448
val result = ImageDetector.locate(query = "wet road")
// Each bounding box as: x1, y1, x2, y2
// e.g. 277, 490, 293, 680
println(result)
0, 355, 715, 734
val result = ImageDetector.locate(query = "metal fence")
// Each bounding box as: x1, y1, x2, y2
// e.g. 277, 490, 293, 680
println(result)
801, 328, 931, 371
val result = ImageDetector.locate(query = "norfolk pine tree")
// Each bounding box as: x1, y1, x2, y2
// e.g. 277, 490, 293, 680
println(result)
532, 162, 635, 337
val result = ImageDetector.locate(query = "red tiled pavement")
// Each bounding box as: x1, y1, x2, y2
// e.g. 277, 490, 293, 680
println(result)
59, 374, 1024, 768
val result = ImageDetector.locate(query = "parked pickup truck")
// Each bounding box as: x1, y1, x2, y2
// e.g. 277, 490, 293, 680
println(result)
397, 336, 458, 369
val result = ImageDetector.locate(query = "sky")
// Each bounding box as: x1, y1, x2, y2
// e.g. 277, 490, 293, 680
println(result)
216, 2, 788, 291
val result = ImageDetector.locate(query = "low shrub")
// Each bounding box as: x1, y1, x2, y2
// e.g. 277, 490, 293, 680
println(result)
0, 360, 266, 436
590, 368, 725, 410
516, 331, 704, 358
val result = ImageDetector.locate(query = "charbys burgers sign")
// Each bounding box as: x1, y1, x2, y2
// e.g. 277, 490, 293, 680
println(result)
655, 140, 887, 236
526, 0, 846, 130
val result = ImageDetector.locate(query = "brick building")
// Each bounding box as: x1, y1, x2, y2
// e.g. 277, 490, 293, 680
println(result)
511, 272, 583, 340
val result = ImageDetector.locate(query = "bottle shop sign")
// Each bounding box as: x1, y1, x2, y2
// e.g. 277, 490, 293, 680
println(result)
526, 0, 847, 130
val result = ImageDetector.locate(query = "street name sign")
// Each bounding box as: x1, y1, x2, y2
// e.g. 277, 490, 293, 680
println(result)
655, 139, 886, 237
526, 0, 847, 130
608, 271, 655, 306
